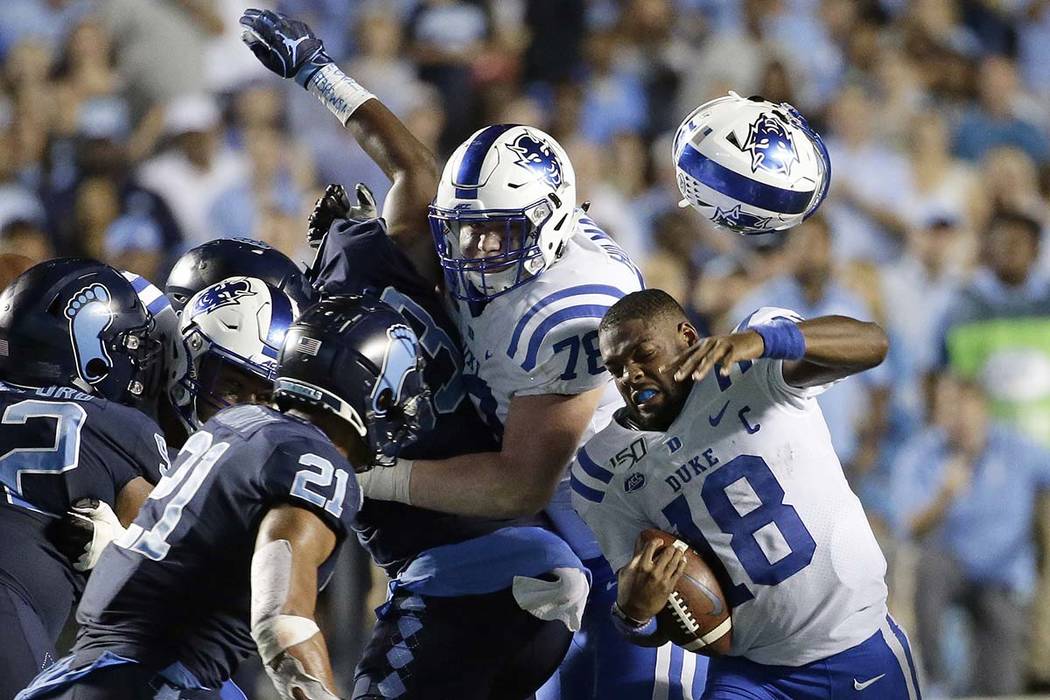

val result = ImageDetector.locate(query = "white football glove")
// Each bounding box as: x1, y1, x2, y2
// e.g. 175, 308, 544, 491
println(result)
61, 498, 127, 572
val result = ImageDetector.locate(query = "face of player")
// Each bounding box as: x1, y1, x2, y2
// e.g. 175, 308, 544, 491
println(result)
599, 316, 698, 431
195, 356, 273, 424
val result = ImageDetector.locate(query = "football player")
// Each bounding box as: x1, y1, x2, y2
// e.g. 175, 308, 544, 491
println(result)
571, 289, 921, 699
238, 9, 695, 697
17, 294, 431, 700
0, 259, 167, 699
305, 185, 584, 699
164, 237, 314, 313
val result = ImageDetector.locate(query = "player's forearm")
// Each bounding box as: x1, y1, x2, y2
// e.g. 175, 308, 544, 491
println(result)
409, 451, 559, 518
781, 316, 888, 387
272, 634, 342, 700
345, 100, 438, 189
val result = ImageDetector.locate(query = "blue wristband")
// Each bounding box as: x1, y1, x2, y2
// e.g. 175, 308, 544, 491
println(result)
754, 318, 806, 360
610, 603, 658, 641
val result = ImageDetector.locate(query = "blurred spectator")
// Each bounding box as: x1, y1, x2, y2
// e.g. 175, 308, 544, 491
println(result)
0, 219, 53, 262
97, 0, 221, 110
563, 137, 646, 259
408, 0, 489, 151
939, 211, 1050, 444
523, 0, 585, 86
577, 30, 648, 145
137, 94, 247, 249
823, 84, 911, 263
210, 126, 303, 242
953, 55, 1050, 165
348, 7, 428, 117
880, 215, 966, 435
0, 0, 92, 58
731, 215, 891, 471
1018, 0, 1050, 101
889, 375, 1050, 696
0, 128, 45, 231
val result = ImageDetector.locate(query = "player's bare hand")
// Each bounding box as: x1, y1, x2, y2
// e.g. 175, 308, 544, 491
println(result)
664, 330, 765, 383
617, 534, 687, 622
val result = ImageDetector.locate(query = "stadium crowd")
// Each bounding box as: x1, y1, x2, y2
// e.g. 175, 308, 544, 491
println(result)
1, 0, 1049, 696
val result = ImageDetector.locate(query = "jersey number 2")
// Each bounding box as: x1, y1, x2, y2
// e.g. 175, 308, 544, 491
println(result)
662, 454, 816, 606
0, 400, 86, 511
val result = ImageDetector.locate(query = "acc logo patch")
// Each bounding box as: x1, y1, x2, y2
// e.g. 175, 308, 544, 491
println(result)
624, 472, 646, 493
740, 112, 798, 176
192, 278, 255, 316
507, 133, 563, 189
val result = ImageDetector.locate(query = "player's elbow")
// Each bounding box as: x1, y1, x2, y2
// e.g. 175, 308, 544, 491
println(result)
861, 321, 889, 368
494, 477, 558, 519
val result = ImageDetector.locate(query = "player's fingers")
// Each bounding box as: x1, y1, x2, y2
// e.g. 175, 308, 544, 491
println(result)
663, 339, 704, 374
691, 341, 732, 382
669, 552, 688, 585
640, 539, 661, 570
653, 543, 680, 576
672, 339, 715, 382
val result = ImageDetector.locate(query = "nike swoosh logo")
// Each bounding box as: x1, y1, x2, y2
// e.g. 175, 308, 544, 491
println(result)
685, 573, 724, 616
853, 674, 885, 691
708, 401, 730, 427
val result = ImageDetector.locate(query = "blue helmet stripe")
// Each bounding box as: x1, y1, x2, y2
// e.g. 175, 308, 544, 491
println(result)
577, 446, 614, 484
454, 124, 516, 199
507, 284, 626, 359
678, 144, 814, 215
521, 304, 612, 372
262, 290, 294, 359
570, 470, 605, 504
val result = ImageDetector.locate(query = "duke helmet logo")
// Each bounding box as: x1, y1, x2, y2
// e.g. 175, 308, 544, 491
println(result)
507, 134, 563, 189
740, 113, 798, 176
192, 279, 255, 316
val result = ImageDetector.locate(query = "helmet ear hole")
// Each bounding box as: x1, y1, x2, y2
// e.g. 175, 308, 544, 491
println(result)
86, 358, 109, 379
375, 387, 394, 412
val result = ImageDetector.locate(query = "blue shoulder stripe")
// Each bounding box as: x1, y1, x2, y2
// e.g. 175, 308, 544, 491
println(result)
145, 295, 171, 316
508, 284, 625, 359
521, 303, 611, 371
678, 144, 813, 215
455, 124, 515, 199
577, 446, 613, 483
570, 470, 605, 504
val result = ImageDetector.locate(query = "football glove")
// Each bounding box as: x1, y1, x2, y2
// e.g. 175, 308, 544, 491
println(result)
306, 183, 378, 249
52, 498, 126, 572
239, 8, 332, 86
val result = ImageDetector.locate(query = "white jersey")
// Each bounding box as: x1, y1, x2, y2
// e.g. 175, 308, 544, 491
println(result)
571, 307, 888, 666
452, 215, 643, 558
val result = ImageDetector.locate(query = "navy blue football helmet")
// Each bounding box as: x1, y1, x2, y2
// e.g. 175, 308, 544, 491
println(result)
165, 238, 314, 312
274, 295, 433, 470
0, 258, 162, 406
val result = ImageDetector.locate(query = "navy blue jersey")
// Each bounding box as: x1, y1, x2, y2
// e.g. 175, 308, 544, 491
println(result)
73, 405, 359, 687
312, 219, 510, 576
0, 384, 165, 641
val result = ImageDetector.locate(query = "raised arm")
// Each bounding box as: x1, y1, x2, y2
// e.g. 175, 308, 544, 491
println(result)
668, 314, 889, 389
240, 8, 440, 283
251, 503, 342, 700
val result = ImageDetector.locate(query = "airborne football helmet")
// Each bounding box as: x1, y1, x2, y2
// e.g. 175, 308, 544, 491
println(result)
673, 92, 831, 235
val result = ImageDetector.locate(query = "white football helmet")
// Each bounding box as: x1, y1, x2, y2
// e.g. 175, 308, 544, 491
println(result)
429, 124, 577, 301
175, 276, 300, 427
673, 92, 831, 235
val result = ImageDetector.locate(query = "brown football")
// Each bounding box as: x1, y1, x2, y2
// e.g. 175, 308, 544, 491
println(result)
640, 528, 733, 656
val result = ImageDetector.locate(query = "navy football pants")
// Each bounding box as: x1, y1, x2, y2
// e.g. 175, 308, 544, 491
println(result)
0, 581, 56, 700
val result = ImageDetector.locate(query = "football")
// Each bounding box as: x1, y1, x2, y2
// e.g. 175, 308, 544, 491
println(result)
640, 528, 733, 656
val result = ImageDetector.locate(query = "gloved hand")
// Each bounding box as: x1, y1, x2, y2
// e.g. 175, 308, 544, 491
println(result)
239, 8, 332, 86
52, 498, 127, 572
306, 183, 378, 249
